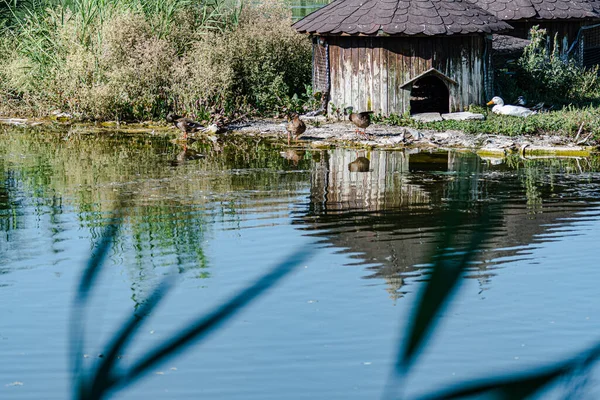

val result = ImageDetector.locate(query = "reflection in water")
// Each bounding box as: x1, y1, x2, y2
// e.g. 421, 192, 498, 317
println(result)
0, 129, 310, 306
170, 144, 205, 166
348, 156, 370, 172
310, 149, 433, 213
2, 128, 600, 303
2, 126, 600, 398
280, 149, 306, 166
301, 149, 600, 300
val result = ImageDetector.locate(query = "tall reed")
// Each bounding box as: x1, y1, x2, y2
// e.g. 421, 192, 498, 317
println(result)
0, 0, 312, 119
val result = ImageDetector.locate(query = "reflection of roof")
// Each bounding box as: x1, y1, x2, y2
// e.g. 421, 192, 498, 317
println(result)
292, 0, 512, 36
492, 34, 531, 55
467, 0, 600, 21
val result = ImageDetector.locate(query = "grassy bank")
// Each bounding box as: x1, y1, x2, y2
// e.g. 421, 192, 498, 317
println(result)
378, 27, 600, 140
377, 104, 600, 139
0, 0, 313, 121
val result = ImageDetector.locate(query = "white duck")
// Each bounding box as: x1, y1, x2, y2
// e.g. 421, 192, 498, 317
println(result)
487, 96, 535, 117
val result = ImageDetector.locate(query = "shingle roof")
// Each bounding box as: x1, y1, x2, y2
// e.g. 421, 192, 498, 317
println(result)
292, 0, 513, 36
492, 34, 530, 54
467, 0, 600, 21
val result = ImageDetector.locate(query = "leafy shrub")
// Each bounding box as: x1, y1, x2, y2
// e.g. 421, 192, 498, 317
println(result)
171, 3, 311, 117
0, 0, 313, 120
497, 26, 600, 106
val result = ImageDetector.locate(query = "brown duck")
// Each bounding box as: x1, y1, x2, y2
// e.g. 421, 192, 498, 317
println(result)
280, 149, 306, 166
166, 113, 204, 140
171, 144, 204, 166
286, 113, 306, 145
348, 156, 370, 172
346, 107, 374, 136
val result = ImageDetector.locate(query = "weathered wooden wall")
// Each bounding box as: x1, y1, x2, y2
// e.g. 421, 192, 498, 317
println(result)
309, 149, 435, 213
322, 35, 487, 116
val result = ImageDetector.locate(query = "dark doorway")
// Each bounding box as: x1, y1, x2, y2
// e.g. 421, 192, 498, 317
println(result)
409, 76, 449, 114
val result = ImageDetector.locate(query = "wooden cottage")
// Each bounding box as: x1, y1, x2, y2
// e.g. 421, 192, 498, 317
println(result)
292, 0, 512, 116
468, 0, 600, 43
468, 0, 600, 66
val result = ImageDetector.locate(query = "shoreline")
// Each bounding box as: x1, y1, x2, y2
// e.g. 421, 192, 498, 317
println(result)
229, 118, 597, 158
1, 116, 596, 158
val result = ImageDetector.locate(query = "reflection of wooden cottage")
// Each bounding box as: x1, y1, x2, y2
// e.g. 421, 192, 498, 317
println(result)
301, 151, 597, 301
309, 149, 435, 213
292, 0, 512, 116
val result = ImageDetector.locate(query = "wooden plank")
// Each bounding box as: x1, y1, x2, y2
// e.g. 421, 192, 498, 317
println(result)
343, 40, 352, 110
473, 36, 481, 105
329, 43, 340, 114
358, 39, 366, 111
352, 37, 360, 110
415, 38, 423, 77
409, 39, 416, 83
328, 43, 335, 114
365, 38, 373, 112
434, 37, 440, 70
399, 39, 409, 114
424, 37, 433, 70
372, 39, 381, 114
380, 39, 388, 116
388, 40, 397, 115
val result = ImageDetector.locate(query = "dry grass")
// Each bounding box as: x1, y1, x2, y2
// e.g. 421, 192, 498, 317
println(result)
172, 4, 311, 117
0, 0, 312, 120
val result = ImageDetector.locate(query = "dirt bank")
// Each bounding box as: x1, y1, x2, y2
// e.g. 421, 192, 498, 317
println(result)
229, 118, 597, 158
2, 116, 597, 158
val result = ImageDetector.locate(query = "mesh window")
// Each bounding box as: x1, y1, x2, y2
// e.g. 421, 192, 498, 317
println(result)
312, 38, 329, 94
580, 26, 600, 68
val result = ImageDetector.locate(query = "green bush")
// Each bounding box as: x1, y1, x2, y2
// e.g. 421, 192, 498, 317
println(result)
0, 0, 313, 120
497, 26, 600, 106
171, 4, 311, 117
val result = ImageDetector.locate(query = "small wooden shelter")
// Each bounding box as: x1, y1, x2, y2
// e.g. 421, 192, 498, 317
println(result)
293, 0, 512, 116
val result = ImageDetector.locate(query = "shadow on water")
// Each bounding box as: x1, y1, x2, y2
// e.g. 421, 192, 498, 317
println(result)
2, 126, 600, 398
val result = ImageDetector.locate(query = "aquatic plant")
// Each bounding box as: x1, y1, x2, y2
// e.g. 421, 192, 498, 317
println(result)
71, 208, 313, 399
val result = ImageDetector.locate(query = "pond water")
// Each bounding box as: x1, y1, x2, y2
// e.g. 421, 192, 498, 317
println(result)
1, 126, 600, 399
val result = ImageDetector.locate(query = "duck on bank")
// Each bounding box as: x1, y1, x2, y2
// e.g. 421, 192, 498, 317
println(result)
166, 113, 204, 140
286, 113, 306, 145
345, 107, 374, 136
487, 97, 535, 117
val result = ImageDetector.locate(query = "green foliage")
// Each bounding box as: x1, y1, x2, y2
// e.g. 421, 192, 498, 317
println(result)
172, 4, 312, 117
497, 26, 600, 106
0, 0, 313, 120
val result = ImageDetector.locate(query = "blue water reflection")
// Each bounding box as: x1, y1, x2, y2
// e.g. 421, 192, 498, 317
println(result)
1, 128, 600, 398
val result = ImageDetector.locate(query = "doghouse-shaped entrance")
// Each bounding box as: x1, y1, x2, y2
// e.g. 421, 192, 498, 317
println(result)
400, 68, 457, 115
294, 0, 510, 116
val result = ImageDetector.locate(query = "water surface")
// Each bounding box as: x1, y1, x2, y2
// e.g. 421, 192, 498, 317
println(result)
1, 126, 600, 399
